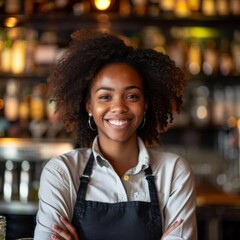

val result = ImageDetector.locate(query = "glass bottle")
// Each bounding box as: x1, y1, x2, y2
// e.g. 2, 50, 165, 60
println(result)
0, 215, 6, 240
216, 0, 229, 16
4, 79, 19, 122
160, 0, 175, 12
187, 39, 202, 75
174, 0, 191, 17
202, 39, 218, 76
202, 0, 216, 16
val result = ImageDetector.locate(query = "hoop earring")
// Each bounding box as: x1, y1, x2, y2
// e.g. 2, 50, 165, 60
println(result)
138, 112, 146, 129
88, 113, 96, 131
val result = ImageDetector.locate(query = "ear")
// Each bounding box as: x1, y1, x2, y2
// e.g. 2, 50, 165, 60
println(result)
85, 99, 92, 115
144, 103, 148, 112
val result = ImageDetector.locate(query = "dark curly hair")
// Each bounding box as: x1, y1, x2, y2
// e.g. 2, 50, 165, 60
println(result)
48, 29, 186, 147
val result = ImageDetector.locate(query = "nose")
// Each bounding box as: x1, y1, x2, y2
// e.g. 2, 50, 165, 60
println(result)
110, 98, 128, 113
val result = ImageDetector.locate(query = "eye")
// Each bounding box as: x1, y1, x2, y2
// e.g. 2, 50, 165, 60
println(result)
98, 95, 112, 101
126, 94, 140, 101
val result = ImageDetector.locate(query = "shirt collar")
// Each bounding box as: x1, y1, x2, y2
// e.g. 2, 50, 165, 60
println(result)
91, 136, 150, 173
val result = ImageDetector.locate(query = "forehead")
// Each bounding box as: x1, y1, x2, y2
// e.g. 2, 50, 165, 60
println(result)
91, 63, 143, 90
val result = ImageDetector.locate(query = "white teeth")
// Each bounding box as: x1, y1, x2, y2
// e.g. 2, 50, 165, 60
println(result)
108, 120, 128, 126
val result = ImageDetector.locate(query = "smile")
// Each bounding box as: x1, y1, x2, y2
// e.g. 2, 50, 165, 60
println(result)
108, 119, 129, 126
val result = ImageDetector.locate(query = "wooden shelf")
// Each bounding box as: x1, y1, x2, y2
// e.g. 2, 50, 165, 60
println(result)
1, 13, 240, 31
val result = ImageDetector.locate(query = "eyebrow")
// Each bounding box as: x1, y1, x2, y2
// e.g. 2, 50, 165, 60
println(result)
95, 86, 142, 93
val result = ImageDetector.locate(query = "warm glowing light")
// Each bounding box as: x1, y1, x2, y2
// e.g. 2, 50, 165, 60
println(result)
171, 27, 219, 39
228, 116, 237, 128
93, 0, 111, 11
0, 99, 4, 109
4, 17, 18, 28
237, 119, 240, 129
197, 106, 208, 120
154, 46, 166, 54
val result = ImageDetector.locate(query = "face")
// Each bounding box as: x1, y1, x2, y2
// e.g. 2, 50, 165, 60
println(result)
86, 63, 147, 145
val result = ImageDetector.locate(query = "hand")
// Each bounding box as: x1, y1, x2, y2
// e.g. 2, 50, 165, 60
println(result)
161, 219, 183, 240
51, 216, 79, 240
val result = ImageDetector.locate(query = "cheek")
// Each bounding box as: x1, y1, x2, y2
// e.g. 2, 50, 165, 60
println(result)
92, 104, 108, 118
133, 105, 146, 121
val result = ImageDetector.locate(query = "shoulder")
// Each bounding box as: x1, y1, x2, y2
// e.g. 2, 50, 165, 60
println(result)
42, 148, 91, 181
147, 147, 193, 175
147, 147, 195, 198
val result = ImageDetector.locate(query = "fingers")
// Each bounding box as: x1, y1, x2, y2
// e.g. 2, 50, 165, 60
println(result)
51, 216, 79, 240
51, 225, 65, 240
52, 224, 70, 240
60, 216, 78, 237
161, 218, 183, 239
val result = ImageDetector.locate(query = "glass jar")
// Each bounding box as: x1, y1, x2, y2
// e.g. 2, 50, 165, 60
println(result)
0, 215, 6, 240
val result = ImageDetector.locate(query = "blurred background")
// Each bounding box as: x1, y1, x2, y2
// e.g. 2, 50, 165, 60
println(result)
0, 0, 240, 239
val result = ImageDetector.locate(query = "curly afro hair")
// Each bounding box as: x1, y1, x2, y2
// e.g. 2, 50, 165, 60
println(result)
48, 29, 186, 147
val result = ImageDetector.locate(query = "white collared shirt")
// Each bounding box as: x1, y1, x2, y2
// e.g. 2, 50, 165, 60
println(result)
34, 137, 197, 240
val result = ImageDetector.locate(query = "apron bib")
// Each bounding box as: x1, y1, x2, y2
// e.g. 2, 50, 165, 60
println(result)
72, 153, 162, 240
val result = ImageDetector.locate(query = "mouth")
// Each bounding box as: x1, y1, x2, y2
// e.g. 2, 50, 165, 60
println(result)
107, 119, 130, 127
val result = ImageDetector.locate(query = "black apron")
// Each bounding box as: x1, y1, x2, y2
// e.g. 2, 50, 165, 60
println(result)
72, 153, 163, 240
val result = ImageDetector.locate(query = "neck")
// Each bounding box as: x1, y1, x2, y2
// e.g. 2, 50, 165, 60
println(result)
98, 137, 139, 177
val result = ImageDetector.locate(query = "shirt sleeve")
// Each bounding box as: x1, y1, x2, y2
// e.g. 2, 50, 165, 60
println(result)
34, 157, 76, 240
162, 157, 197, 240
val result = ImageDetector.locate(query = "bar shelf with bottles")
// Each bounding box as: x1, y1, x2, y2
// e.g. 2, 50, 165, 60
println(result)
0, 1, 240, 173
0, 0, 240, 188
0, 1, 240, 239
1, 0, 240, 30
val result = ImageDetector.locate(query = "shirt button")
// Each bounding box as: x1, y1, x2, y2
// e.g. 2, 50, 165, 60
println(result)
123, 175, 130, 181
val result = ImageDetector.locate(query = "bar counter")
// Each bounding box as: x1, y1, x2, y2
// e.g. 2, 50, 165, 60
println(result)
0, 185, 240, 240
197, 185, 240, 206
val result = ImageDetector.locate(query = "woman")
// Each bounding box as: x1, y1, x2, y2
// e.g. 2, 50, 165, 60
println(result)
34, 29, 197, 240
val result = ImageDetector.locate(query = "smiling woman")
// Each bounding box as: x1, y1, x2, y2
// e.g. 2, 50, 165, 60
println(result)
34, 29, 197, 240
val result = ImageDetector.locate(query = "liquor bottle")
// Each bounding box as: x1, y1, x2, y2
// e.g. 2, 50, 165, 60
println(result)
148, 0, 160, 17
4, 79, 19, 122
202, 0, 216, 16
34, 31, 58, 74
3, 160, 13, 202
25, 29, 38, 73
18, 87, 31, 137
33, 0, 46, 14
131, 0, 147, 16
11, 28, 27, 74
230, 0, 240, 15
188, 0, 201, 13
4, 0, 21, 14
19, 160, 30, 203
231, 30, 240, 75
72, 0, 90, 16
167, 39, 187, 70
212, 87, 225, 126
24, 0, 34, 14
159, 0, 174, 13
174, 0, 191, 17
55, 0, 72, 13
187, 40, 202, 75
119, 0, 131, 16
216, 0, 229, 16
202, 39, 218, 75
219, 38, 234, 76
29, 84, 48, 138
30, 84, 46, 121
190, 85, 210, 127
0, 215, 6, 240
1, 31, 12, 73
